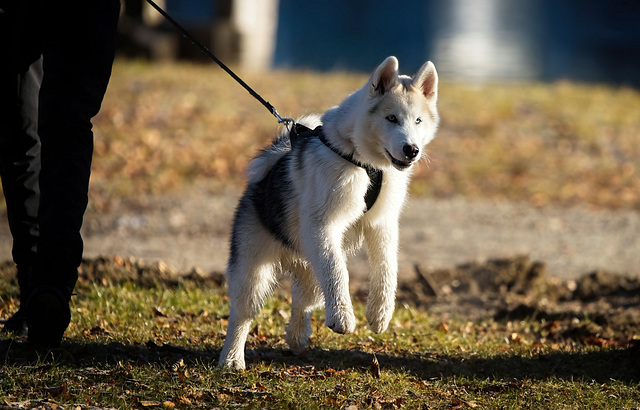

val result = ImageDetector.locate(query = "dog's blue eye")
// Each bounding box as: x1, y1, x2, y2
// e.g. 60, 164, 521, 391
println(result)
386, 115, 398, 123
415, 118, 422, 124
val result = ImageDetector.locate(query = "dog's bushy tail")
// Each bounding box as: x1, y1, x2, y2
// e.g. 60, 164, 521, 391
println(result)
246, 114, 322, 184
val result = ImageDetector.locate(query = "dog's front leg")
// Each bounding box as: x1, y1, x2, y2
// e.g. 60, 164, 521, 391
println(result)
364, 223, 399, 334
301, 225, 356, 334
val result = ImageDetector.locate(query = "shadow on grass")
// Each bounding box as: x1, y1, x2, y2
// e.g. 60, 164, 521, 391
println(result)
2, 337, 639, 385
255, 345, 640, 385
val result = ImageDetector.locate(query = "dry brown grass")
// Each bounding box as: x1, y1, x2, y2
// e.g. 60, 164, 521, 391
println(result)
424, 81, 640, 209
9, 59, 640, 210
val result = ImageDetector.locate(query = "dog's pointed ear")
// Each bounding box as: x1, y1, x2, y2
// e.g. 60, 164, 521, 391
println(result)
370, 56, 399, 96
413, 61, 438, 101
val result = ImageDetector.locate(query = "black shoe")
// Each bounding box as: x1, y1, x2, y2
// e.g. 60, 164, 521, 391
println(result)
26, 287, 71, 348
1, 308, 29, 337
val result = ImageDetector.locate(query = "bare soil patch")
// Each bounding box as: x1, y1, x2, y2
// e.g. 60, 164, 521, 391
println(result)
396, 255, 640, 344
3, 252, 637, 347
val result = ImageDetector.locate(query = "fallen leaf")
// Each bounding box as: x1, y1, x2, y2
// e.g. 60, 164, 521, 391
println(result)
325, 367, 345, 377
171, 358, 185, 372
541, 320, 561, 333
140, 400, 162, 407
449, 399, 465, 409
153, 307, 167, 317
507, 332, 522, 345
581, 335, 625, 347
438, 321, 449, 333
177, 396, 192, 406
44, 385, 66, 398
370, 354, 381, 379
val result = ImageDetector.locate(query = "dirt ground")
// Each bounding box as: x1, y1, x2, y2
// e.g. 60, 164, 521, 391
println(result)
29, 187, 638, 282
1, 189, 639, 342
396, 256, 640, 343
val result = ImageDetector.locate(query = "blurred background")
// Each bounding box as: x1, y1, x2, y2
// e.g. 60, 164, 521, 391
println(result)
118, 0, 640, 86
104, 0, 640, 210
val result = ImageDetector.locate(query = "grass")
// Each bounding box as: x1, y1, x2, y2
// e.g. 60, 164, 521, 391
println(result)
1, 260, 639, 409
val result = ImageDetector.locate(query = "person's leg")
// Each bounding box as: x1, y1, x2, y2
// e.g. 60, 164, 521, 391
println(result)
0, 5, 43, 336
0, 60, 43, 335
26, 0, 120, 346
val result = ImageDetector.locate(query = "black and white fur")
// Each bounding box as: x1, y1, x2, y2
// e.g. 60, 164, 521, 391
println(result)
218, 56, 439, 369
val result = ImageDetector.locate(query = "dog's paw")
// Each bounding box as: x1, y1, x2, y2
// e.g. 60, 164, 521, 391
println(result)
286, 332, 309, 354
325, 306, 356, 334
366, 303, 394, 334
218, 346, 246, 370
217, 356, 246, 370
286, 320, 312, 354
367, 316, 391, 334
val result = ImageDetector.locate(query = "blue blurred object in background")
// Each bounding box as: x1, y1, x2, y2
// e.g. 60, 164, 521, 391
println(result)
123, 0, 640, 87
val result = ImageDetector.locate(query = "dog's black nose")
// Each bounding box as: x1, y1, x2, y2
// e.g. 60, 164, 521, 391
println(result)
403, 144, 419, 159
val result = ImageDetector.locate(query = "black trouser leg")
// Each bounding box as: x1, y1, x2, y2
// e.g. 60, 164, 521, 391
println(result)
0, 58, 42, 306
32, 0, 120, 299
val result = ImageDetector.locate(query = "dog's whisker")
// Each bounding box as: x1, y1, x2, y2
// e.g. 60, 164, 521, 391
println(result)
420, 151, 433, 168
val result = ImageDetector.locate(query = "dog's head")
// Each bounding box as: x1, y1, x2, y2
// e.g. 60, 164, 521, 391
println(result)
363, 56, 439, 171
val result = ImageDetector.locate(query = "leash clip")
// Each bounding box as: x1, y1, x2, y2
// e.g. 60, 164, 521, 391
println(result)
272, 108, 294, 130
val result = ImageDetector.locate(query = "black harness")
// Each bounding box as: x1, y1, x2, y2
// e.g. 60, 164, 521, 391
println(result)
291, 124, 383, 212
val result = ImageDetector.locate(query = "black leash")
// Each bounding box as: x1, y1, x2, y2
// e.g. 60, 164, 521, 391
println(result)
144, 0, 293, 127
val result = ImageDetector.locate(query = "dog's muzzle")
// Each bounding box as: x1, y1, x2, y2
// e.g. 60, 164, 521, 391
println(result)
386, 144, 419, 170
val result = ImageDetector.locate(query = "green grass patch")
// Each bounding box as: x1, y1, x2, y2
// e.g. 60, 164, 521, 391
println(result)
1, 262, 639, 409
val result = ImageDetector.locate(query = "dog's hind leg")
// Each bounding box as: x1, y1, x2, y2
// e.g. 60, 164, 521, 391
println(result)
363, 223, 399, 334
218, 257, 276, 370
286, 262, 324, 354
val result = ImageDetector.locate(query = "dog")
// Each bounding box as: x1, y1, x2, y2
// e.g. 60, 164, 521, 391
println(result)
218, 56, 439, 369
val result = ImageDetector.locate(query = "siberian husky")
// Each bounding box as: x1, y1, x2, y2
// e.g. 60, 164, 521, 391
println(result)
218, 56, 439, 369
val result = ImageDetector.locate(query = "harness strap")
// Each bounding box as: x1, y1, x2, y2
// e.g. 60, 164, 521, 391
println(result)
291, 125, 383, 213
